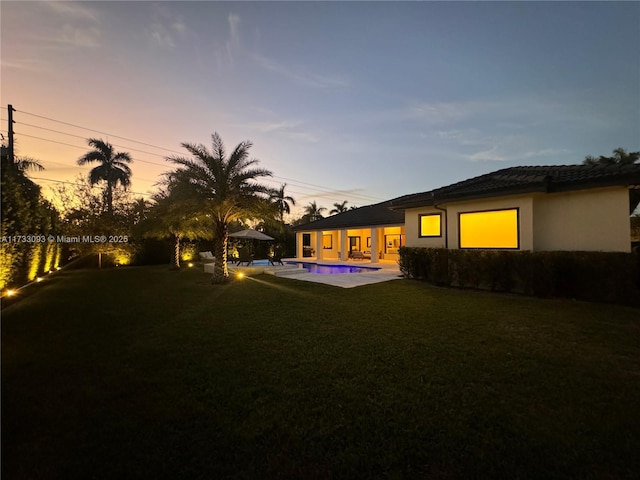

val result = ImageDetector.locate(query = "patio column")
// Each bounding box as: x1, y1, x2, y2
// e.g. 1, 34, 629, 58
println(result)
296, 232, 304, 259
315, 231, 323, 260
340, 229, 348, 261
370, 227, 379, 263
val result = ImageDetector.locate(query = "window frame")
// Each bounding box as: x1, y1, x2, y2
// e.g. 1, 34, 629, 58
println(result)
418, 213, 442, 238
458, 207, 520, 250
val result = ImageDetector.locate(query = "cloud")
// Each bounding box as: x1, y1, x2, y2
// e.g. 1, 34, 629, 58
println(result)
252, 53, 348, 89
1, 59, 49, 72
18, 1, 102, 49
147, 6, 187, 50
234, 120, 319, 143
61, 24, 101, 48
465, 143, 571, 163
45, 1, 99, 22
228, 13, 241, 49
212, 12, 347, 89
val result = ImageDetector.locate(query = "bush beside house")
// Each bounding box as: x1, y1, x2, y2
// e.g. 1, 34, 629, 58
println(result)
399, 247, 640, 306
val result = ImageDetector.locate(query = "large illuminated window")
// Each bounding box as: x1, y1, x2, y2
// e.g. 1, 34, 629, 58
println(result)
459, 208, 519, 249
419, 214, 441, 237
322, 234, 332, 249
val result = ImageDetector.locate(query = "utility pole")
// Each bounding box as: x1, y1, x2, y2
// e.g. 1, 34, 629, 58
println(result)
7, 104, 15, 165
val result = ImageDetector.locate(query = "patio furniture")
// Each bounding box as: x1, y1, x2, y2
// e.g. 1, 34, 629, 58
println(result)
269, 251, 284, 266
199, 251, 215, 263
236, 250, 254, 266
349, 251, 365, 260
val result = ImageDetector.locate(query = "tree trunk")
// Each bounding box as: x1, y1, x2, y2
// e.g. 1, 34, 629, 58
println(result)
106, 179, 114, 215
170, 234, 181, 270
212, 220, 229, 283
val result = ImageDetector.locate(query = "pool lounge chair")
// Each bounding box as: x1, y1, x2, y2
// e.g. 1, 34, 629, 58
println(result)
199, 251, 215, 263
236, 250, 254, 266
269, 251, 284, 266
349, 251, 365, 260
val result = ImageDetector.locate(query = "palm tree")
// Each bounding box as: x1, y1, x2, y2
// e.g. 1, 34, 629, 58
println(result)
270, 183, 296, 223
583, 147, 640, 166
144, 185, 212, 270
130, 198, 149, 225
303, 201, 326, 221
330, 200, 349, 215
78, 138, 132, 215
166, 132, 273, 283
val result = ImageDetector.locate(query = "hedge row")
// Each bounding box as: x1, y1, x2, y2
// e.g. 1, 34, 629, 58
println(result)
398, 247, 640, 306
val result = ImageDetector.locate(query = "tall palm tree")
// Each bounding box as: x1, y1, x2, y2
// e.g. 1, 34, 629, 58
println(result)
330, 200, 349, 215
270, 183, 296, 223
166, 132, 273, 283
304, 201, 326, 221
583, 147, 640, 166
78, 138, 132, 214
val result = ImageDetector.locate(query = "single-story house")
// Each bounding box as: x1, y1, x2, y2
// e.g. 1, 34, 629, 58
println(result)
293, 164, 640, 259
292, 199, 405, 263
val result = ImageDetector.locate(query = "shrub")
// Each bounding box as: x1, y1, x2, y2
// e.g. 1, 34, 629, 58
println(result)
398, 247, 640, 306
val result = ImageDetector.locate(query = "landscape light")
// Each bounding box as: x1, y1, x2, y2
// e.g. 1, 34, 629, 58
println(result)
188, 263, 194, 268
7, 289, 15, 297
237, 272, 245, 279
56, 267, 61, 271
36, 277, 43, 282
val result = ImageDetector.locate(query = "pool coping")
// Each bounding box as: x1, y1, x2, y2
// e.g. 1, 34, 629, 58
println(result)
204, 259, 403, 288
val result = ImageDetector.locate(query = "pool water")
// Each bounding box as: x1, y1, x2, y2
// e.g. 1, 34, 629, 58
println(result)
251, 259, 270, 266
285, 262, 381, 275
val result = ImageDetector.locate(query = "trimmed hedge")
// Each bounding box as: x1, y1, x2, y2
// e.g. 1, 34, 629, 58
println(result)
398, 247, 640, 306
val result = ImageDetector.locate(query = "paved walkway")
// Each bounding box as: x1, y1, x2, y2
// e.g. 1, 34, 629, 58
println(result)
271, 269, 403, 288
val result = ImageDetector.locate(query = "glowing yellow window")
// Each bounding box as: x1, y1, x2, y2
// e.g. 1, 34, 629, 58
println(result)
419, 214, 441, 237
459, 209, 519, 249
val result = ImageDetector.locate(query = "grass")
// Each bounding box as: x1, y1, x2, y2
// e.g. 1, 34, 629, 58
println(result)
2, 265, 640, 479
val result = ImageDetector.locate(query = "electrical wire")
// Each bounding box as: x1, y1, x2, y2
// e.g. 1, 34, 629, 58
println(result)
8, 108, 386, 204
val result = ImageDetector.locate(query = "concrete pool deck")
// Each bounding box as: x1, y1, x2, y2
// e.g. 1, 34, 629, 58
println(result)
204, 259, 404, 288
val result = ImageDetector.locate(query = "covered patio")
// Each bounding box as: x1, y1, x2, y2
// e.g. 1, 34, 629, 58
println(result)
292, 199, 406, 264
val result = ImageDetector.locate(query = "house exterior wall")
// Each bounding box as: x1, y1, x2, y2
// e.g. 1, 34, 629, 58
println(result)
405, 195, 534, 250
404, 206, 446, 248
532, 187, 631, 252
404, 188, 631, 252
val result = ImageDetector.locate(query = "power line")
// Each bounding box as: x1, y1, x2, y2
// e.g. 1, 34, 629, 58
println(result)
10, 107, 386, 204
16, 121, 176, 160
18, 109, 185, 156
29, 176, 154, 197
15, 132, 376, 204
15, 132, 169, 169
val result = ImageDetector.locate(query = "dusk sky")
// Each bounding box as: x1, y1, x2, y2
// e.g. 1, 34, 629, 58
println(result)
2, 1, 639, 218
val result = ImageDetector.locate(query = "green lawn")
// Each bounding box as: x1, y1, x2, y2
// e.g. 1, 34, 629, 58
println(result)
2, 266, 639, 479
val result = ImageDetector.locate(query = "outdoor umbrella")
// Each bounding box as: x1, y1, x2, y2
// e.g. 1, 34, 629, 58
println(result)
228, 229, 274, 241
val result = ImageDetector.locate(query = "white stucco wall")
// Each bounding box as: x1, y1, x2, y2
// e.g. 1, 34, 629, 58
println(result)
404, 188, 632, 252
532, 187, 631, 252
404, 206, 447, 248
405, 196, 534, 250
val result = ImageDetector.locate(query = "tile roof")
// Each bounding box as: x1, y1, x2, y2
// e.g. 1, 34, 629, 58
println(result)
390, 164, 640, 209
292, 199, 405, 231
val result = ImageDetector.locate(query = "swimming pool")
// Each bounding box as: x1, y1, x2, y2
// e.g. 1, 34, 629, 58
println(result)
250, 259, 270, 266
285, 261, 381, 274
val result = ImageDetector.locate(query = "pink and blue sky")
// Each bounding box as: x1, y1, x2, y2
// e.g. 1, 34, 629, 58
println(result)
2, 1, 639, 217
